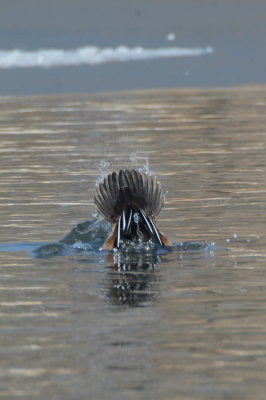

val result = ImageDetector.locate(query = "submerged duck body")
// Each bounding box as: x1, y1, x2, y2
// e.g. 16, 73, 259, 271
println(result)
94, 169, 171, 250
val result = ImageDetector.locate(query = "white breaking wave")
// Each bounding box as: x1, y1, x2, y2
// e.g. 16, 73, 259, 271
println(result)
0, 45, 213, 69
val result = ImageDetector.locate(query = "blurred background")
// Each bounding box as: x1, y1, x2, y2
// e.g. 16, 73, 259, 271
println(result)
0, 0, 265, 96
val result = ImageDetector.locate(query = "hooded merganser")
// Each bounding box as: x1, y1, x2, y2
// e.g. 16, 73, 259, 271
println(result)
94, 169, 171, 250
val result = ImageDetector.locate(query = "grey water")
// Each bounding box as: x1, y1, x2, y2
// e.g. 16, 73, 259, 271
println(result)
1, 0, 266, 95
1, 86, 266, 399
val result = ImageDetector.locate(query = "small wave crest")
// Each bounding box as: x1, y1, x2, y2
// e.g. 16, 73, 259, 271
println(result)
33, 219, 110, 258
0, 45, 213, 69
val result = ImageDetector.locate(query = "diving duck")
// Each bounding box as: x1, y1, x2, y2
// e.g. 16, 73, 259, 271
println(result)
94, 169, 171, 250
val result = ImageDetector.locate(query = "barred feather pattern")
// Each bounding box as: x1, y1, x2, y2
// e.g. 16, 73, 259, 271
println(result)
94, 169, 164, 223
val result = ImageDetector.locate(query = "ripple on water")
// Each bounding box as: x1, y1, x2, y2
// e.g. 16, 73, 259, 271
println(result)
1, 86, 266, 400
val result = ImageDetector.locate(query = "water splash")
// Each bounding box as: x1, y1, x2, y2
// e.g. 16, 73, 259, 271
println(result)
138, 159, 154, 176
129, 151, 139, 166
33, 219, 110, 258
95, 160, 111, 186
96, 156, 154, 187
129, 152, 153, 175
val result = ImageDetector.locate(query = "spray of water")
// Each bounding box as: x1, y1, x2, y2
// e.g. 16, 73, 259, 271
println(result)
95, 160, 111, 186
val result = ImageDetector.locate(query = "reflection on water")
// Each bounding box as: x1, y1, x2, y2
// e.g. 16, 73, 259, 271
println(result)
106, 250, 161, 306
33, 217, 214, 307
105, 245, 214, 308
1, 86, 266, 399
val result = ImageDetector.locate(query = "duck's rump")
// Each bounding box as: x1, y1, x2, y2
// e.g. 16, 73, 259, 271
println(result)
115, 205, 164, 246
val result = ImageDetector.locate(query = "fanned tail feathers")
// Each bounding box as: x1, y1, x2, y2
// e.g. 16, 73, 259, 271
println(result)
94, 169, 169, 249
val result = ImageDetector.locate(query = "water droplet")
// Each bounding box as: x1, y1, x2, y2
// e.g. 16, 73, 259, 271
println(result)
166, 33, 176, 41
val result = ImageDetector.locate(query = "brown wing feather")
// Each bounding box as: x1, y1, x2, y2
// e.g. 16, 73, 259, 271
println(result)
125, 169, 136, 195
142, 172, 149, 210
152, 181, 164, 217
94, 194, 109, 219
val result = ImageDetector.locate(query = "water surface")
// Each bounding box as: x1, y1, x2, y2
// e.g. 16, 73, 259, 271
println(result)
1, 86, 266, 399
1, 1, 266, 94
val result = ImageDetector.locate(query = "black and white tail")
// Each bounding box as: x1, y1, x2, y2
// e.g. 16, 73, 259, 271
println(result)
94, 169, 170, 249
